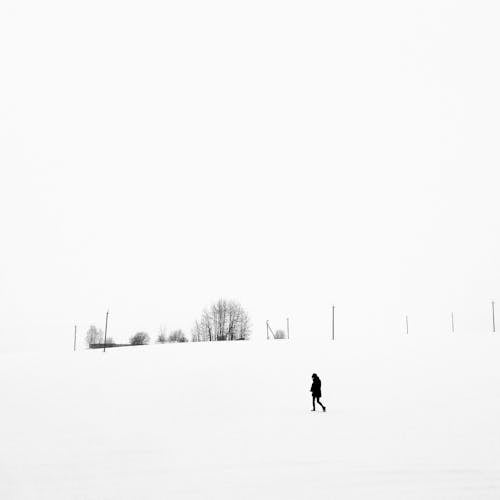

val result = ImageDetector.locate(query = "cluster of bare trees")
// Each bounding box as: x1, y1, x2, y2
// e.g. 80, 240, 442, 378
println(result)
85, 325, 115, 347
192, 299, 251, 342
85, 325, 103, 346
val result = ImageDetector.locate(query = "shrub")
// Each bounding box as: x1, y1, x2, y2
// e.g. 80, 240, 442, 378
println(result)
130, 332, 150, 345
275, 329, 287, 339
168, 330, 187, 343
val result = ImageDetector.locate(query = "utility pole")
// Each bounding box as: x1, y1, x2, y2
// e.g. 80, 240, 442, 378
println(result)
405, 315, 409, 335
332, 305, 335, 341
286, 318, 290, 339
451, 312, 455, 333
73, 325, 77, 351
103, 310, 109, 352
492, 301, 496, 333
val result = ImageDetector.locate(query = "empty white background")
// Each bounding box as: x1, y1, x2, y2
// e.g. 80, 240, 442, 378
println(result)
1, 1, 499, 351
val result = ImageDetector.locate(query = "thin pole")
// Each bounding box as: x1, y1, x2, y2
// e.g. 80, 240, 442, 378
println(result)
103, 310, 109, 352
266, 320, 269, 340
286, 318, 289, 339
492, 301, 496, 333
74, 325, 77, 351
405, 315, 409, 335
451, 312, 455, 333
332, 305, 335, 341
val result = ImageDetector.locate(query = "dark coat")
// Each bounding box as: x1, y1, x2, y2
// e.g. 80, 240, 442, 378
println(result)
310, 376, 322, 398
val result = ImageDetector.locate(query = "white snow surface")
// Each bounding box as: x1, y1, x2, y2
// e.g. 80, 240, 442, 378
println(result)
1, 335, 500, 499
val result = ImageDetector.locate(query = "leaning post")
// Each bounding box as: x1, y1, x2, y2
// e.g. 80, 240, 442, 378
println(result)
103, 310, 109, 352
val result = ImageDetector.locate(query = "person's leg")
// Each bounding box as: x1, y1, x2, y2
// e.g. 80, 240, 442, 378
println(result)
318, 398, 326, 411
312, 395, 316, 411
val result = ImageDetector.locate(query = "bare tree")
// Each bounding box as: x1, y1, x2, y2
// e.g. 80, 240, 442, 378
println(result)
85, 325, 103, 347
157, 325, 168, 343
130, 332, 150, 345
168, 329, 187, 343
192, 299, 251, 342
275, 329, 286, 339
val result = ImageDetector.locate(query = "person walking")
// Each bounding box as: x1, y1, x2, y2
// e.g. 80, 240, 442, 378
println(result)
310, 373, 326, 412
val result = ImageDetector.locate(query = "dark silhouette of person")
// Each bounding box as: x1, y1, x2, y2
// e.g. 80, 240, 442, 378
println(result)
310, 373, 326, 412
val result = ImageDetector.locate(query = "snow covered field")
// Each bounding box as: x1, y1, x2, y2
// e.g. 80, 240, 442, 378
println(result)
1, 334, 500, 499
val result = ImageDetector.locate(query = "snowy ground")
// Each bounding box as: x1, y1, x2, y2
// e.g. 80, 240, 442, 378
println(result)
1, 334, 500, 499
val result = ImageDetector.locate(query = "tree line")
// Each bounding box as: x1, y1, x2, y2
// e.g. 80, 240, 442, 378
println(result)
85, 298, 251, 348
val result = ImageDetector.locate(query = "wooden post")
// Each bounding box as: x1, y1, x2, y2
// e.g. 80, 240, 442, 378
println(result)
73, 325, 77, 351
332, 305, 335, 341
405, 315, 409, 335
286, 318, 289, 339
492, 301, 496, 333
103, 310, 109, 352
451, 312, 455, 333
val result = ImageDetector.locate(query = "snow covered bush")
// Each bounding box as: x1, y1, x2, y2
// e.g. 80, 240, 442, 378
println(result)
167, 330, 187, 343
275, 329, 287, 339
130, 332, 150, 345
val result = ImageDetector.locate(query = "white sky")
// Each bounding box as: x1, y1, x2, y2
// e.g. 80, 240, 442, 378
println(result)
1, 1, 499, 352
